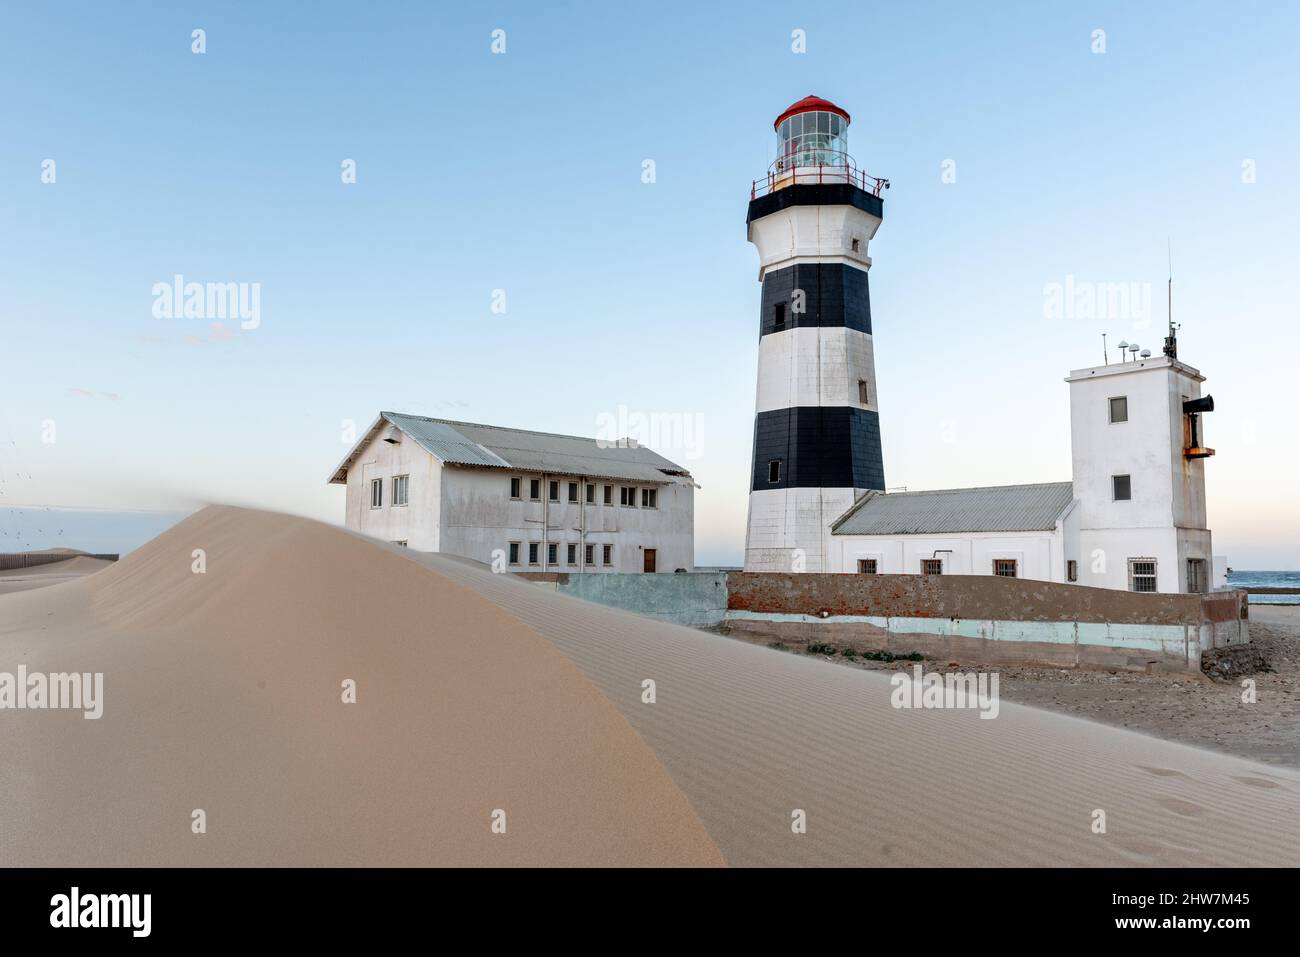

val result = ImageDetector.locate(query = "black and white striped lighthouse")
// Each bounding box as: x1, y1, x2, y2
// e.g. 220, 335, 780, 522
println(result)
743, 95, 888, 571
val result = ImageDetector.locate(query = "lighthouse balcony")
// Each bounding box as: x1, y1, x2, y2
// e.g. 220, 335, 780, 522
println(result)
751, 152, 889, 200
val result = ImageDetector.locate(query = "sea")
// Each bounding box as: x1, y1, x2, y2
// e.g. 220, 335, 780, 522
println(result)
1227, 570, 1300, 604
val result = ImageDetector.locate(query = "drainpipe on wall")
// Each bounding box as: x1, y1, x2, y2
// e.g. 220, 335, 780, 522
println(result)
541, 471, 549, 573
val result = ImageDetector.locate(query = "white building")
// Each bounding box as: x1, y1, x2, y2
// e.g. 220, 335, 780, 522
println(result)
329, 412, 695, 573
826, 348, 1220, 594
828, 482, 1079, 581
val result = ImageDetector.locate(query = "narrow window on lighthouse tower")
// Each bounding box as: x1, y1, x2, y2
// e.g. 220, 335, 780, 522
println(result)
768, 460, 782, 484
774, 302, 786, 329
858, 379, 869, 405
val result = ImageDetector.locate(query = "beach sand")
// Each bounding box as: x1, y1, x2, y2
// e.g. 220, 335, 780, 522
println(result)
2, 505, 1298, 866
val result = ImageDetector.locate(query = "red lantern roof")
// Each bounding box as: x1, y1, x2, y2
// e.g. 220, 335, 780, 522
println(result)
774, 94, 850, 130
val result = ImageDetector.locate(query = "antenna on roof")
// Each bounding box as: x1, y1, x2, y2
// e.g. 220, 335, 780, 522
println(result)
1163, 239, 1179, 360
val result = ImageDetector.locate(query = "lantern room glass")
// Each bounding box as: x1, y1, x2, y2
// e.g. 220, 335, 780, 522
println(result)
776, 111, 848, 168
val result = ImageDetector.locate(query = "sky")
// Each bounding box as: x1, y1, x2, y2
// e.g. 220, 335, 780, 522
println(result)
2, 1, 1298, 567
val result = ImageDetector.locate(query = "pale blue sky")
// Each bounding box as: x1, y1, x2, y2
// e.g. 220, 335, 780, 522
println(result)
2, 1, 1298, 566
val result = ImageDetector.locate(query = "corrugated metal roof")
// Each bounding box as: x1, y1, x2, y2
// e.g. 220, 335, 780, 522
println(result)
379, 412, 692, 483
831, 482, 1075, 536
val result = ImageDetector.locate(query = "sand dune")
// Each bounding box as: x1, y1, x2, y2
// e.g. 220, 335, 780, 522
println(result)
0, 555, 113, 595
2, 505, 1298, 866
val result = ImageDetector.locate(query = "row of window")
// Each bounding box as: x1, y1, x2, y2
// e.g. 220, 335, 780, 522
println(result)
852, 557, 1185, 593
507, 541, 613, 567
509, 477, 657, 509
370, 475, 409, 508
856, 558, 1021, 577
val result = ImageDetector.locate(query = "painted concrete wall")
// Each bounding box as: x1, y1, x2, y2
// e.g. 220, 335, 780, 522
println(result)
746, 486, 861, 573
754, 327, 878, 412
440, 467, 694, 573
343, 427, 441, 549
522, 571, 728, 628
724, 572, 1248, 671
827, 528, 1061, 580
747, 203, 881, 278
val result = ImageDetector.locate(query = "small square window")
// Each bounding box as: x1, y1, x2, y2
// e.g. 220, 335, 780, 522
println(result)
768, 460, 782, 484
567, 543, 578, 565
921, 559, 943, 575
1113, 474, 1132, 501
508, 542, 520, 565
528, 543, 540, 565
529, 479, 540, 501
602, 544, 613, 566
547, 542, 558, 566
548, 481, 559, 502
1109, 396, 1128, 423
857, 559, 877, 574
993, 559, 1018, 578
510, 477, 522, 499
1128, 558, 1157, 593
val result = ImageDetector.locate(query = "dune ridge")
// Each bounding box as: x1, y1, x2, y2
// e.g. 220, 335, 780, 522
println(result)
2, 505, 1297, 867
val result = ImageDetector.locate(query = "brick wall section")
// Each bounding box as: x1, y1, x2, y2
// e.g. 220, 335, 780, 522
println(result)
725, 572, 1246, 627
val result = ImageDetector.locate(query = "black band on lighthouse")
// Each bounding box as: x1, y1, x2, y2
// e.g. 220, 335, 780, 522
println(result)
760, 263, 872, 337
746, 182, 884, 225
750, 406, 885, 491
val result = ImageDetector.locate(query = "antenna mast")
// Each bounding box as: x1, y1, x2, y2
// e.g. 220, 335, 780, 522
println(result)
1163, 240, 1178, 360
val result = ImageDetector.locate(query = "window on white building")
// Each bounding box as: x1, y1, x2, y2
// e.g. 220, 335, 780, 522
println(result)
370, 478, 383, 508
993, 559, 1018, 578
584, 544, 595, 566
1128, 559, 1157, 593
1187, 558, 1206, 594
603, 485, 612, 505
602, 544, 613, 566
392, 541, 407, 547
1113, 474, 1132, 501
392, 474, 409, 506
567, 543, 578, 565
858, 379, 869, 405
548, 481, 559, 502
921, 559, 943, 575
1067, 560, 1078, 582
508, 542, 520, 565
510, 477, 522, 499
568, 482, 578, 503
641, 488, 657, 508
546, 542, 558, 566
1109, 396, 1128, 423
529, 479, 541, 501
586, 483, 595, 504
528, 543, 539, 565
620, 486, 636, 506
857, 559, 877, 574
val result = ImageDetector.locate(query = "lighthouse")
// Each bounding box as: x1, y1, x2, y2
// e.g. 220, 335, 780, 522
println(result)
743, 95, 888, 572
